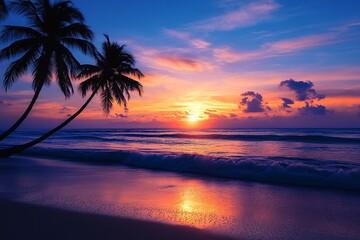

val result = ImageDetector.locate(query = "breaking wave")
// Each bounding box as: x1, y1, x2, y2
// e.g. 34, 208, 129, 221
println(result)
23, 147, 360, 191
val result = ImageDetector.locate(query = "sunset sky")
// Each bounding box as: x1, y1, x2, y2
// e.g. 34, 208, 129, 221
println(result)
0, 0, 360, 129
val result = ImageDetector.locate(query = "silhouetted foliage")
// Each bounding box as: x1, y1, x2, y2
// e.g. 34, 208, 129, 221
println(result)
0, 0, 8, 20
0, 0, 94, 141
0, 35, 143, 157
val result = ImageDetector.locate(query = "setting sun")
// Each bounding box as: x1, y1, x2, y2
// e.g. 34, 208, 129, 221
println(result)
187, 114, 199, 122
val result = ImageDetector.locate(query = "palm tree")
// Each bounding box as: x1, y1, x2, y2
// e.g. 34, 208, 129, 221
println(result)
0, 35, 143, 158
0, 0, 8, 20
0, 0, 94, 141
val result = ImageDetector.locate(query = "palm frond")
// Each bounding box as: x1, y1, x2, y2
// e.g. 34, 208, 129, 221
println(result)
3, 46, 40, 90
115, 74, 143, 97
59, 23, 93, 40
0, 25, 41, 43
0, 38, 39, 60
54, 0, 84, 23
76, 64, 100, 79
111, 80, 127, 107
0, 0, 8, 20
55, 44, 81, 78
55, 53, 73, 98
78, 75, 99, 97
9, 0, 43, 27
100, 85, 113, 115
32, 51, 53, 90
61, 37, 95, 55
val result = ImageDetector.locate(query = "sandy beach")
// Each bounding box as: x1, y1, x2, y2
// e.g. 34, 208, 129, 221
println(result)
0, 199, 234, 240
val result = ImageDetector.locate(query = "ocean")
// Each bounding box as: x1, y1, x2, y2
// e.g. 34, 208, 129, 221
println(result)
2, 128, 360, 191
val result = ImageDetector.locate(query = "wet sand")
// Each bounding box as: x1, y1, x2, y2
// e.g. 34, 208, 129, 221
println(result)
0, 199, 234, 240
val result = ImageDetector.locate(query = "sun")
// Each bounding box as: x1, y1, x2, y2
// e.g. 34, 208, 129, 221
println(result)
187, 114, 200, 122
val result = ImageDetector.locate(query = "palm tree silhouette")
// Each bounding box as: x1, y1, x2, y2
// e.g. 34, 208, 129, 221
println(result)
0, 0, 8, 20
0, 0, 94, 141
0, 35, 143, 157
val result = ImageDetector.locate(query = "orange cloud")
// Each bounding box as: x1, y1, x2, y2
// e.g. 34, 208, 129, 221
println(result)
154, 55, 212, 72
164, 29, 211, 49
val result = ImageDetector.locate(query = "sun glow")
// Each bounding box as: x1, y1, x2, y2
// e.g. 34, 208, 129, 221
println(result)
187, 114, 200, 122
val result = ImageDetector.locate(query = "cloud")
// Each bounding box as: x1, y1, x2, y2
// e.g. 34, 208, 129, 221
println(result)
154, 55, 212, 72
204, 111, 227, 119
239, 91, 265, 113
213, 33, 337, 63
190, 0, 280, 32
115, 113, 128, 118
229, 113, 238, 118
280, 79, 325, 101
280, 98, 294, 108
59, 106, 71, 113
172, 111, 190, 120
135, 44, 214, 72
164, 29, 211, 49
298, 102, 332, 116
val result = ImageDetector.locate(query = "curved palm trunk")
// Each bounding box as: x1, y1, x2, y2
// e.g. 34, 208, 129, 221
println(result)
0, 84, 43, 141
0, 87, 99, 158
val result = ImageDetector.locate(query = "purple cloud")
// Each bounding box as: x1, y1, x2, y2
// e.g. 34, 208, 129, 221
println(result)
280, 79, 325, 101
239, 91, 265, 113
298, 102, 332, 116
280, 97, 294, 108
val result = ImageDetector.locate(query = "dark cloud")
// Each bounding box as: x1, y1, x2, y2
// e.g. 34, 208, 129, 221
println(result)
280, 98, 294, 108
239, 91, 265, 113
173, 111, 190, 120
280, 79, 325, 101
298, 102, 332, 116
204, 111, 227, 119
59, 106, 71, 115
66, 114, 72, 117
229, 113, 238, 118
115, 113, 128, 118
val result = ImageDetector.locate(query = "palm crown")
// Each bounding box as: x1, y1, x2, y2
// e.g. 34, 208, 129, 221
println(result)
0, 0, 94, 97
78, 35, 143, 114
0, 0, 8, 19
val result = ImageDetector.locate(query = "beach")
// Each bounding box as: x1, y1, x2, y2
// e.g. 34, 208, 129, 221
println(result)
1, 154, 360, 240
0, 198, 234, 240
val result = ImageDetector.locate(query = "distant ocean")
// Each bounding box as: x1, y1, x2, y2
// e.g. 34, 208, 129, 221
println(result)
2, 128, 360, 191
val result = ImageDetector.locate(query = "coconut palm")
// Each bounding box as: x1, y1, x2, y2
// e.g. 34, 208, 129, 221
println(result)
0, 0, 94, 141
0, 35, 143, 157
0, 0, 8, 20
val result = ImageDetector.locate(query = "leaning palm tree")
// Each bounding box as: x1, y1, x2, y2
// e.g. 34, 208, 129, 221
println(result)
0, 0, 8, 20
0, 0, 94, 141
0, 35, 143, 157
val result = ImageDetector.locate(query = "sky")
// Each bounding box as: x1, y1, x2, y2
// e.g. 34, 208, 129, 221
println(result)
0, 0, 360, 129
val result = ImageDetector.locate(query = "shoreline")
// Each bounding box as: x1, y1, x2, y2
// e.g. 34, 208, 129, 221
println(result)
1, 156, 360, 239
0, 199, 235, 240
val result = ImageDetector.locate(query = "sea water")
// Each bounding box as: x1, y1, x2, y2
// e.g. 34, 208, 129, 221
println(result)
2, 128, 360, 191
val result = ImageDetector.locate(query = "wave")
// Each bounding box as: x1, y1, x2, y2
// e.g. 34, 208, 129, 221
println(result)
59, 133, 360, 144
22, 148, 360, 191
